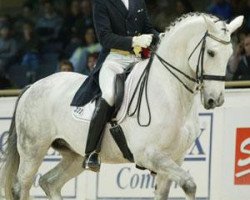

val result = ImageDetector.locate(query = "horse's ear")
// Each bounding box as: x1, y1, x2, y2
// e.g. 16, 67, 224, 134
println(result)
227, 16, 244, 34
202, 15, 218, 33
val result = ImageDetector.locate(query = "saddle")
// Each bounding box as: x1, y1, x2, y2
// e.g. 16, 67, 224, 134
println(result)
113, 63, 134, 117
72, 65, 133, 121
72, 59, 146, 122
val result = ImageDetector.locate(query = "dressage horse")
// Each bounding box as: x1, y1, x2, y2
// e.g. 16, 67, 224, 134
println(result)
0, 13, 243, 200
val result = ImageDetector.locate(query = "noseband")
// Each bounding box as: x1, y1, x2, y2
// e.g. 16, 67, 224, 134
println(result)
154, 31, 231, 93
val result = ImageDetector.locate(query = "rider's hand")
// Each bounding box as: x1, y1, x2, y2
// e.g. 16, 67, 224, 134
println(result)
132, 34, 153, 48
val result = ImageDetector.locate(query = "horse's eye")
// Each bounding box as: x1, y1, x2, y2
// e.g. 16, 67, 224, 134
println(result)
207, 50, 215, 57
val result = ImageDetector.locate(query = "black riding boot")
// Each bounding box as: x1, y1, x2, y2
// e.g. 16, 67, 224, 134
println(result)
83, 98, 113, 172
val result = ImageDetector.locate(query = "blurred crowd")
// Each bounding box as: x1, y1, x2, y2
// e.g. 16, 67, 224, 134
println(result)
0, 0, 100, 89
0, 0, 249, 89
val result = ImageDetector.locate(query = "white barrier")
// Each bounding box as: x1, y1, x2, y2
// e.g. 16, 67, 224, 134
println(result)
0, 90, 250, 200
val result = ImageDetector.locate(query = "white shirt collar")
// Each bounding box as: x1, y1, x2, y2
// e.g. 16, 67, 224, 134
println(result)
121, 0, 129, 10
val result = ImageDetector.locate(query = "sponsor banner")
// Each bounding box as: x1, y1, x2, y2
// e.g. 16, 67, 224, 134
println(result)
221, 107, 250, 200
235, 128, 250, 185
97, 113, 213, 200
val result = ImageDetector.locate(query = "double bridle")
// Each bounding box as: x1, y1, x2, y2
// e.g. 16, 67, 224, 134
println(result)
127, 30, 231, 126
154, 31, 231, 93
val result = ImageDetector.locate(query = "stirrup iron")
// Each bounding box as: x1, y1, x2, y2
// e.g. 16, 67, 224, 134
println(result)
83, 151, 101, 172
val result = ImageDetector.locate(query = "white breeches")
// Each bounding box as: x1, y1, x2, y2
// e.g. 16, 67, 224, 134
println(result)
99, 53, 141, 106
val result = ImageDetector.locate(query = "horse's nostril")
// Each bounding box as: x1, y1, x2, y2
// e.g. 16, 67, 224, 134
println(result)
208, 98, 215, 107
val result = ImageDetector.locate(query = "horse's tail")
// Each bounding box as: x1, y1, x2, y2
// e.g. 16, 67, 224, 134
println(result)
0, 86, 30, 199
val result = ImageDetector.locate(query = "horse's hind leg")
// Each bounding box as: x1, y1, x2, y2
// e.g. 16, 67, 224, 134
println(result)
13, 143, 49, 200
39, 149, 84, 200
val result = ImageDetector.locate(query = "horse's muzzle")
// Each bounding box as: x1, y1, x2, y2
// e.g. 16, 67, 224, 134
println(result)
204, 92, 224, 110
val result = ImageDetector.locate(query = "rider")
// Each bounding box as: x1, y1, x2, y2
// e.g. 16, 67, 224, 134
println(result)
82, 0, 159, 172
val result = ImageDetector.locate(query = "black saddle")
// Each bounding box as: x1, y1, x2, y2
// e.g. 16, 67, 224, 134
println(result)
112, 64, 134, 117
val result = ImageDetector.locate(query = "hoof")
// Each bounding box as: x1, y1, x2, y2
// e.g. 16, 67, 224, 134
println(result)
182, 179, 196, 194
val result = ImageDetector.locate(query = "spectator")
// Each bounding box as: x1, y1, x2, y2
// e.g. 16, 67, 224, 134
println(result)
231, 34, 250, 80
64, 0, 82, 37
0, 23, 18, 79
0, 0, 249, 89
150, 0, 170, 31
85, 52, 98, 75
62, 0, 83, 56
0, 15, 12, 29
242, 0, 250, 33
59, 59, 74, 72
35, 0, 63, 43
75, 0, 93, 36
0, 76, 11, 89
20, 21, 41, 84
70, 26, 101, 74
175, 0, 194, 16
80, 0, 93, 27
63, 34, 82, 59
53, 0, 69, 17
208, 0, 233, 20
14, 2, 36, 37
21, 3, 36, 22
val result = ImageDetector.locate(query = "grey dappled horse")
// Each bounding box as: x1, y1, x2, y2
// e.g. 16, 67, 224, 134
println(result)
0, 13, 243, 200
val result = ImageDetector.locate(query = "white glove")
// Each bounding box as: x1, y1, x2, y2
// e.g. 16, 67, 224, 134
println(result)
132, 34, 153, 48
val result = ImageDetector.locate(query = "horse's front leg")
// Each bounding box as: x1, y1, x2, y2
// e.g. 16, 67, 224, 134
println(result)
154, 175, 172, 200
136, 148, 196, 200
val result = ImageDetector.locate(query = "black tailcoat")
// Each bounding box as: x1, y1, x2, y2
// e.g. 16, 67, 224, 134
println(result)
71, 0, 158, 106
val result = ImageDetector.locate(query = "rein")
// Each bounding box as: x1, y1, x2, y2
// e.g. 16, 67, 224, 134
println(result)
127, 31, 231, 126
127, 53, 154, 127
156, 31, 230, 94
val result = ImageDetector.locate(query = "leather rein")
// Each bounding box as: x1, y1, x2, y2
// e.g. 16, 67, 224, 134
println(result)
154, 31, 231, 93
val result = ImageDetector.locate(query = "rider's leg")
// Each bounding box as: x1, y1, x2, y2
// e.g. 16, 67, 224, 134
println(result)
83, 97, 113, 172
99, 61, 125, 105
83, 60, 124, 172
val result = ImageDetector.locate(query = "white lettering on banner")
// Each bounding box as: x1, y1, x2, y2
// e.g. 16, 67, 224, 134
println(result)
236, 138, 250, 178
97, 113, 213, 199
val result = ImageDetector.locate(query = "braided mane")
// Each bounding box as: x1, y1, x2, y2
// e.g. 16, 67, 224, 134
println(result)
165, 12, 220, 32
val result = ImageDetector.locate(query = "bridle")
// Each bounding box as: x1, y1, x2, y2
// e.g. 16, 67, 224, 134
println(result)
154, 31, 231, 93
127, 30, 231, 127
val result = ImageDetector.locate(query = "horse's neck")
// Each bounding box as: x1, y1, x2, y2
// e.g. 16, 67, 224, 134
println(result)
150, 19, 204, 118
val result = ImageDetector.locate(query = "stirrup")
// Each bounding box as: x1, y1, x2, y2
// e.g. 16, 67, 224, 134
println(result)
83, 151, 101, 172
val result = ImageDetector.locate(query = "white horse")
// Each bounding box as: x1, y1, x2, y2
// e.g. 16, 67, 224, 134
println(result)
0, 13, 243, 200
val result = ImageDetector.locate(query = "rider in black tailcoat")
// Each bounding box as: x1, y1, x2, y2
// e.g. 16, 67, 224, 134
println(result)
71, 0, 159, 172
71, 0, 158, 106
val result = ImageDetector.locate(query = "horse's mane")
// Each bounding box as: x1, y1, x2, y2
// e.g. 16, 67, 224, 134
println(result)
164, 12, 220, 33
